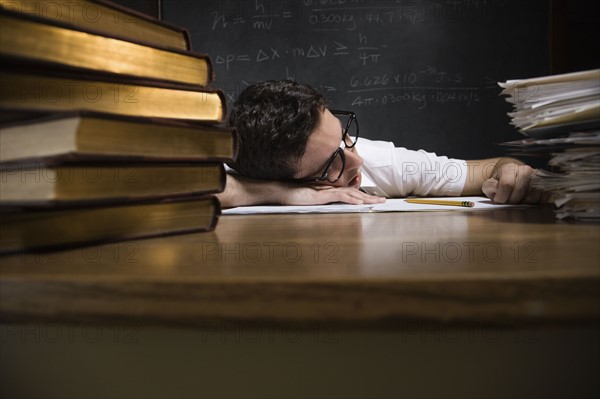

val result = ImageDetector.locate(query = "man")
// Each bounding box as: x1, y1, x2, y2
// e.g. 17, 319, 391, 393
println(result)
217, 80, 543, 208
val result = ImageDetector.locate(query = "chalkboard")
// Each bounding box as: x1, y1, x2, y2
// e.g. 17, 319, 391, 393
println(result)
162, 0, 549, 160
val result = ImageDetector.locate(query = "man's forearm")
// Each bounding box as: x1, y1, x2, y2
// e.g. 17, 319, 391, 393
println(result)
216, 172, 386, 208
216, 173, 287, 208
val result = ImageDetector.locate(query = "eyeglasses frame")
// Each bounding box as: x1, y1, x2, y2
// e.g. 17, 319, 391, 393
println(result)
294, 109, 359, 184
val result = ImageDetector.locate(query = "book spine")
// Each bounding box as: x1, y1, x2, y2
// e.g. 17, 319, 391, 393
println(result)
0, 61, 217, 93
0, 8, 211, 78
0, 196, 221, 254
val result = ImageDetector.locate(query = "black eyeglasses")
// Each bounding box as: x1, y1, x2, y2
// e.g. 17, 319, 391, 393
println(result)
296, 110, 359, 184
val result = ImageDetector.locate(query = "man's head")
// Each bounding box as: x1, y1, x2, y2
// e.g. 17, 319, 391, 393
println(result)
229, 80, 364, 187
228, 80, 326, 180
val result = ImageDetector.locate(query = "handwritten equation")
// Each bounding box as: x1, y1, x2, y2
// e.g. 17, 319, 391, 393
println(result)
213, 32, 384, 71
181, 0, 532, 110
207, 0, 516, 33
347, 68, 481, 109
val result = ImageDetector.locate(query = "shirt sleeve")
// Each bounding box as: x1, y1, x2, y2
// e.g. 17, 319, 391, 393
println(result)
359, 139, 468, 197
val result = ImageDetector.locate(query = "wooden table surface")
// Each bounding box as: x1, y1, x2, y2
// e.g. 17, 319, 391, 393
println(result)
1, 205, 599, 325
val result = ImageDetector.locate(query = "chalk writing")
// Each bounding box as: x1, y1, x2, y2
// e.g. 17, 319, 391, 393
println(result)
348, 68, 482, 108
208, 0, 301, 31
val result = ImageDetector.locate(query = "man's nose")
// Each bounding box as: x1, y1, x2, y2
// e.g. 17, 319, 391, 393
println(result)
344, 147, 364, 168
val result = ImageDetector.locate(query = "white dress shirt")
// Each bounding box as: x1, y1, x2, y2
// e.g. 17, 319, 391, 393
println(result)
357, 138, 468, 197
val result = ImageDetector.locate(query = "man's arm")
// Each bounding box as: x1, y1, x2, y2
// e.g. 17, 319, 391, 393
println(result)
218, 158, 545, 208
216, 172, 385, 208
463, 158, 544, 204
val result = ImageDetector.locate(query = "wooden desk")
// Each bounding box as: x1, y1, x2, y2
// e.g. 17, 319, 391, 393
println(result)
1, 206, 599, 399
1, 206, 599, 324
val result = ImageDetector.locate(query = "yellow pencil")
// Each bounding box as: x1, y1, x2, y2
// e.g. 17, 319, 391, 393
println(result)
404, 199, 475, 207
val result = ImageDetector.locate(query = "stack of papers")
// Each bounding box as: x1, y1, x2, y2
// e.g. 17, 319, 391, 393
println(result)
499, 69, 600, 137
223, 197, 527, 215
499, 69, 600, 222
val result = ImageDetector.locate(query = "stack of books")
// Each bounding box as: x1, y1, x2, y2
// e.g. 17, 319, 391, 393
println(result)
498, 69, 600, 221
0, 1, 235, 252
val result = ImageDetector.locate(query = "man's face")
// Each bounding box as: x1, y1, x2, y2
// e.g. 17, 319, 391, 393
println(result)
294, 108, 364, 188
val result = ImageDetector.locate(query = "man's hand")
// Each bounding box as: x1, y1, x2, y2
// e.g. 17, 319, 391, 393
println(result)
279, 184, 386, 206
482, 162, 544, 204
217, 172, 385, 208
464, 158, 547, 204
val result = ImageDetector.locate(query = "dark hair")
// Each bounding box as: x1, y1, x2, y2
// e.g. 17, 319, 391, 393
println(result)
228, 80, 326, 180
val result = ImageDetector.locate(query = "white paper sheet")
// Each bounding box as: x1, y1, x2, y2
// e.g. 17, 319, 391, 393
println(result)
222, 196, 529, 215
